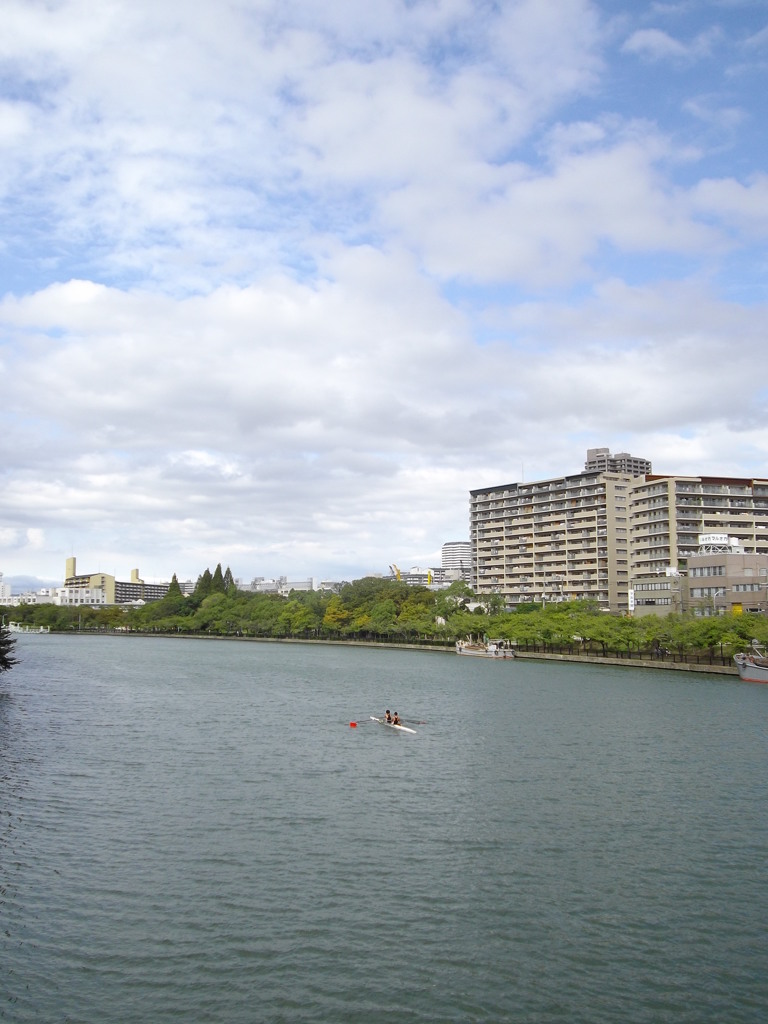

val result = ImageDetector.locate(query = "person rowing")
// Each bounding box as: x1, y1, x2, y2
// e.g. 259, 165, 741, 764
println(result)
392, 712, 401, 725
385, 709, 393, 723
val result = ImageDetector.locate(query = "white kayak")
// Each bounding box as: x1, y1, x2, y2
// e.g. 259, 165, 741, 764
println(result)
370, 716, 417, 734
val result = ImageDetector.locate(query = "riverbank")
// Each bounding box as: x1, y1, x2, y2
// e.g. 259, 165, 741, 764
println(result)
513, 650, 737, 676
47, 629, 740, 676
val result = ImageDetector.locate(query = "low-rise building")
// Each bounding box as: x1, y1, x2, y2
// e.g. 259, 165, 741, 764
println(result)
244, 576, 320, 597
8, 588, 58, 607
56, 585, 109, 607
61, 557, 172, 606
631, 534, 768, 617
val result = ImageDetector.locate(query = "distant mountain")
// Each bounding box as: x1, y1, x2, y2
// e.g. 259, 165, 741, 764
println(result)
6, 576, 61, 594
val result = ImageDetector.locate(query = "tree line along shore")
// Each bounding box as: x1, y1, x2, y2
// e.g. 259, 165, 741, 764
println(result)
4, 567, 766, 669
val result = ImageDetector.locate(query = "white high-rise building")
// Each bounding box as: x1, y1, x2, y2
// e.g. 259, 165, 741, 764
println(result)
441, 542, 471, 581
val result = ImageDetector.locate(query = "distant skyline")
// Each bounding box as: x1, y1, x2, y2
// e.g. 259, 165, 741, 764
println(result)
2, 0, 768, 584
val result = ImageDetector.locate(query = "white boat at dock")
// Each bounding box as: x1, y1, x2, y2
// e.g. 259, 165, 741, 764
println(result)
456, 637, 515, 659
7, 622, 51, 634
733, 642, 768, 683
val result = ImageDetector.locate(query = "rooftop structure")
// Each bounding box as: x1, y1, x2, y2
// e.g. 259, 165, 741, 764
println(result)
585, 447, 651, 476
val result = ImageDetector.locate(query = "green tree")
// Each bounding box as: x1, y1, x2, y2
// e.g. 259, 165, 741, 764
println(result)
290, 603, 321, 636
194, 568, 213, 601
277, 599, 321, 637
348, 610, 372, 636
97, 605, 130, 631
245, 594, 284, 635
435, 581, 472, 621
139, 574, 190, 621
484, 592, 506, 616
30, 603, 76, 631
604, 614, 642, 654
191, 592, 229, 632
396, 594, 437, 639
369, 599, 398, 636
322, 595, 350, 635
0, 625, 18, 674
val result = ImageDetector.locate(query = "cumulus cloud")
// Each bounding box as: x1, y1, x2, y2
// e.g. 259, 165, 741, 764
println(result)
1, 0, 767, 582
690, 174, 768, 236
4, 267, 767, 578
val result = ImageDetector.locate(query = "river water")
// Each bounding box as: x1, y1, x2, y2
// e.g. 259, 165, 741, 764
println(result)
2, 635, 766, 1023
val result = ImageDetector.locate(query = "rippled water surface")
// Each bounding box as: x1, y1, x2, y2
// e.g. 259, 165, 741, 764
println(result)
2, 635, 767, 1023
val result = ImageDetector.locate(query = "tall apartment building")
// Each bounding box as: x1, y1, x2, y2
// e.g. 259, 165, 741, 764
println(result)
470, 460, 768, 615
470, 469, 634, 613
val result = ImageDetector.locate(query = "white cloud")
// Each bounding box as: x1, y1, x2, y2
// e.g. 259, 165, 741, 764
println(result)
622, 28, 690, 59
1, 0, 767, 581
380, 129, 722, 285
744, 24, 768, 50
621, 26, 719, 62
4, 266, 768, 579
690, 174, 768, 236
682, 97, 746, 130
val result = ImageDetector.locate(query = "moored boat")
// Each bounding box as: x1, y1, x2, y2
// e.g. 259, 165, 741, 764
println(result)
7, 622, 51, 634
733, 643, 768, 683
456, 637, 515, 659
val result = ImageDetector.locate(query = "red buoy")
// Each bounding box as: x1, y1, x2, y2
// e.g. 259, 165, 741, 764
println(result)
349, 721, 357, 727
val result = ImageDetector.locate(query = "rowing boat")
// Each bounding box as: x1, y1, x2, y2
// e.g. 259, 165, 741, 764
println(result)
370, 716, 417, 734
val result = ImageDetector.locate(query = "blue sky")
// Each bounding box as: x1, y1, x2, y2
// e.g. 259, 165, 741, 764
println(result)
1, 0, 767, 585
